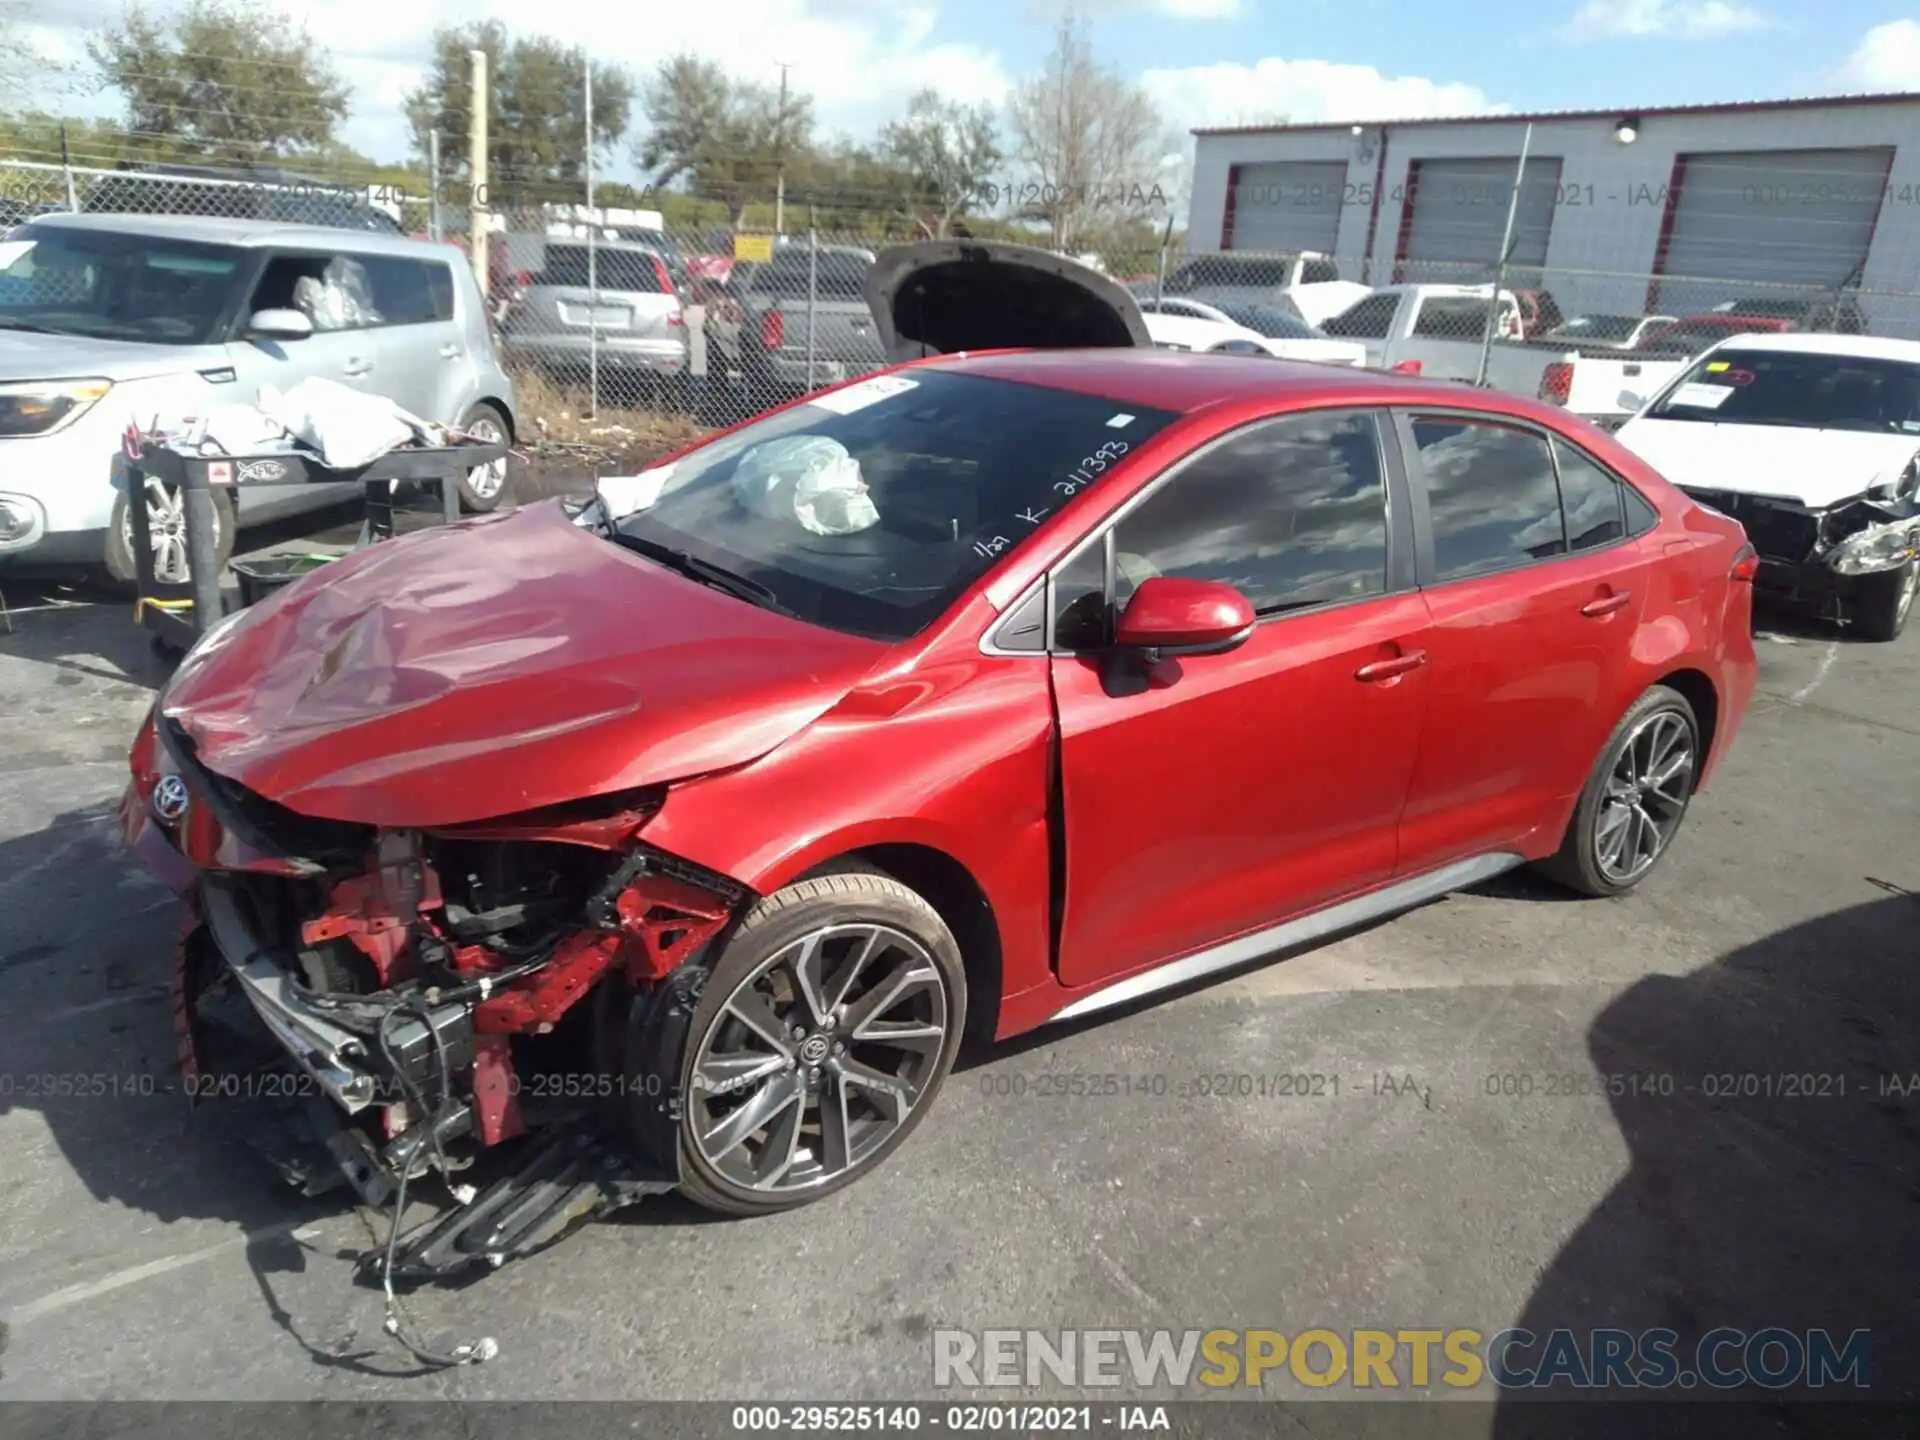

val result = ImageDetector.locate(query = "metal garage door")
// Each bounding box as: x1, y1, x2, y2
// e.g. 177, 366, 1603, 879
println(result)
1226, 161, 1346, 253
1654, 148, 1892, 313
1398, 157, 1564, 282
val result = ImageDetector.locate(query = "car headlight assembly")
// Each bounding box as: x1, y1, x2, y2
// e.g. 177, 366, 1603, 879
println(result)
0, 378, 113, 438
1827, 520, 1920, 576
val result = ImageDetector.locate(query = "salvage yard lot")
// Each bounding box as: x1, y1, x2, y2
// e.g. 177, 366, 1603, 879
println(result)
1, 545, 1916, 1404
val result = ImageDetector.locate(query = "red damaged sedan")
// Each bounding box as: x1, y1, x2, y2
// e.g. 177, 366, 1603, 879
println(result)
120, 243, 1757, 1276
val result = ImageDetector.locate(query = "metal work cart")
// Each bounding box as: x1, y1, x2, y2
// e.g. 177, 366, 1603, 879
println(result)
126, 436, 509, 653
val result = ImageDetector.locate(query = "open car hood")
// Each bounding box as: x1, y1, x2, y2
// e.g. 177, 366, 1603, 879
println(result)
159, 503, 888, 828
865, 240, 1150, 360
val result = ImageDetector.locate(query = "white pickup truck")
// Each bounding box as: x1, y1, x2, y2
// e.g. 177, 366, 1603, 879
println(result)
1319, 283, 1694, 427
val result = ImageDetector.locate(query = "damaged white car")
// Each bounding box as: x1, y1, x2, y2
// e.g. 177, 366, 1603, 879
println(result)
1616, 333, 1920, 641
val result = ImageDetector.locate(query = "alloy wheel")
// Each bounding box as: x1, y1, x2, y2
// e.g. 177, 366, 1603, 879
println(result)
126, 478, 210, 585
687, 923, 951, 1195
463, 414, 507, 500
1594, 709, 1695, 884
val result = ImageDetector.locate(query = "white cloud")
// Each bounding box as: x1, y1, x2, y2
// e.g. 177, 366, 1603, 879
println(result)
1141, 56, 1503, 134
1142, 0, 1247, 17
1832, 18, 1920, 90
32, 0, 1016, 167
1565, 0, 1772, 40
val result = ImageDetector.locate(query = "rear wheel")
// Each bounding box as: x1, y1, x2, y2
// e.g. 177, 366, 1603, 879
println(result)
1849, 559, 1918, 643
1536, 686, 1700, 898
672, 869, 966, 1216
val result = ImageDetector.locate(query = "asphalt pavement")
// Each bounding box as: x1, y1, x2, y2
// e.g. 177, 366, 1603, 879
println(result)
1, 507, 1915, 1416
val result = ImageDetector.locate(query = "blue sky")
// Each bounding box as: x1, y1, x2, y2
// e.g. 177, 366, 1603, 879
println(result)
22, 0, 1920, 166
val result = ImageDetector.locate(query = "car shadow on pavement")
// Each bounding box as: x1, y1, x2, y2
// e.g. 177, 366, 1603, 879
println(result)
1492, 892, 1920, 1432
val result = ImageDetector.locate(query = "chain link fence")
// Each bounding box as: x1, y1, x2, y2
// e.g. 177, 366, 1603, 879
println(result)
5, 156, 1920, 440
0, 157, 432, 234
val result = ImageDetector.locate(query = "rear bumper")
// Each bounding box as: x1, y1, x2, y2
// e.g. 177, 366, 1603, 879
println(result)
502, 335, 684, 374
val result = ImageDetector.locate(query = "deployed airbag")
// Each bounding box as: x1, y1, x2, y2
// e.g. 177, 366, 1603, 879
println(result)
730, 435, 880, 536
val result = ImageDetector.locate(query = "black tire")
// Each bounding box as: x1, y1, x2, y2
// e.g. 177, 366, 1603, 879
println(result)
671, 867, 967, 1217
1849, 559, 1918, 643
104, 478, 234, 587
1535, 685, 1701, 898
453, 401, 511, 513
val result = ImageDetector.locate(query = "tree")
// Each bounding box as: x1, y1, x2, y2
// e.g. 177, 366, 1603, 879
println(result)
879, 90, 1002, 238
1004, 12, 1165, 251
87, 0, 349, 161
636, 55, 812, 223
406, 22, 633, 209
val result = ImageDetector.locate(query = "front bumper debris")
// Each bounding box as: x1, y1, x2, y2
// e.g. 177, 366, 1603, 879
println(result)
174, 913, 683, 1281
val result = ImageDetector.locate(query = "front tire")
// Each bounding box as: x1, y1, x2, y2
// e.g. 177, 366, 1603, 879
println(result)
1849, 559, 1918, 642
454, 402, 511, 513
672, 869, 966, 1216
1536, 685, 1700, 898
105, 477, 234, 586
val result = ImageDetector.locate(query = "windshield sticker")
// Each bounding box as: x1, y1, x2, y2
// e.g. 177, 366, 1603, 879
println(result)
147, 254, 238, 275
806, 375, 920, 415
1106, 413, 1136, 428
1705, 361, 1730, 372
1668, 382, 1734, 409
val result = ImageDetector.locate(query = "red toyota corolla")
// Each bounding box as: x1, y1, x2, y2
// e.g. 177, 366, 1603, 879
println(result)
120, 244, 1757, 1273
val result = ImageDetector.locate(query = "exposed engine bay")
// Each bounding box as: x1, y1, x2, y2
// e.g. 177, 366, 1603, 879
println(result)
135, 709, 752, 1362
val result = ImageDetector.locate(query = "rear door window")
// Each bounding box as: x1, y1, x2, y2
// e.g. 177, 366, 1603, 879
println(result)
1408, 417, 1565, 581
1322, 292, 1398, 338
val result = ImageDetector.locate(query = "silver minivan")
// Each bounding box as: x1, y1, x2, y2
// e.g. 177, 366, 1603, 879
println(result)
498, 240, 686, 400
0, 212, 516, 581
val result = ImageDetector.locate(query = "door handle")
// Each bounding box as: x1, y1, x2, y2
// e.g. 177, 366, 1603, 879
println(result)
1580, 590, 1633, 617
1355, 648, 1428, 683
343, 359, 372, 378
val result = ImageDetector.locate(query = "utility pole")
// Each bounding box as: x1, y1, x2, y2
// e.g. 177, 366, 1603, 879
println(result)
468, 48, 490, 296
427, 130, 442, 241
773, 62, 790, 237
585, 57, 598, 419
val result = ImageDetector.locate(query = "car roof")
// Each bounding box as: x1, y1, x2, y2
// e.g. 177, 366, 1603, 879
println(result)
22, 211, 445, 258
922, 348, 1574, 424
1701, 332, 1920, 363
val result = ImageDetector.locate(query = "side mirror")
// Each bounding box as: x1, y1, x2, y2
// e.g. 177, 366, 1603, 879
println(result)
1617, 389, 1646, 411
1114, 576, 1255, 658
246, 307, 313, 341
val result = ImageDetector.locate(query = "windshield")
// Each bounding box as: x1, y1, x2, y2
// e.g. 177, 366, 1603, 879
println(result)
0, 226, 244, 344
1216, 302, 1320, 340
609, 369, 1179, 641
1646, 347, 1920, 433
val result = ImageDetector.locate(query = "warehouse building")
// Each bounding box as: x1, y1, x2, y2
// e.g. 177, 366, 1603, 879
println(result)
1188, 93, 1920, 330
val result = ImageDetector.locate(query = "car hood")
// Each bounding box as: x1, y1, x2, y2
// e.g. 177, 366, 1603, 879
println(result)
0, 327, 214, 381
1615, 417, 1920, 509
160, 502, 889, 828
864, 240, 1150, 360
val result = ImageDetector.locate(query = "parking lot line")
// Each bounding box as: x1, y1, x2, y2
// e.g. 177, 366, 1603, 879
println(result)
5, 1220, 322, 1327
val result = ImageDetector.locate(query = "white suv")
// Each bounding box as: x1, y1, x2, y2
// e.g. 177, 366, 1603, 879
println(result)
0, 212, 516, 581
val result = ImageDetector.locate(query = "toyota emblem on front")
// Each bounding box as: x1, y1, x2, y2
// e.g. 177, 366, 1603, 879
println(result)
151, 775, 190, 824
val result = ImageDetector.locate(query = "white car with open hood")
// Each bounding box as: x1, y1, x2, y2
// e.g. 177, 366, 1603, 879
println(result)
1615, 332, 1920, 641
